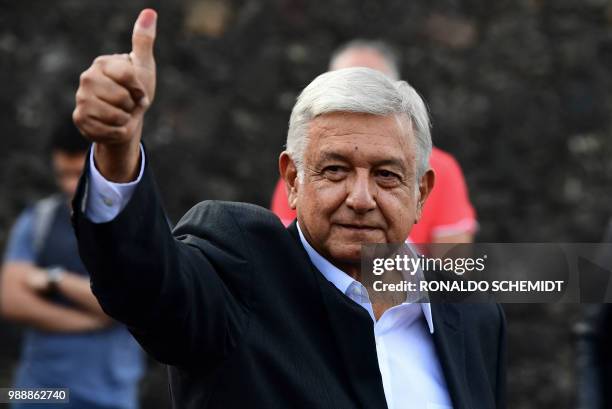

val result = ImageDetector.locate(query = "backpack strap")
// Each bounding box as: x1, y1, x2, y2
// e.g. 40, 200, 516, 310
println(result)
32, 194, 63, 258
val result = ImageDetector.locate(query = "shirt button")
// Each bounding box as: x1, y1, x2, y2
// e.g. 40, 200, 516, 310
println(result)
102, 196, 114, 207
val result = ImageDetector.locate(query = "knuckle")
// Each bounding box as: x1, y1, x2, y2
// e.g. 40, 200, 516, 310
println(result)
75, 89, 87, 104
110, 111, 127, 125
72, 108, 82, 125
76, 99, 91, 115
117, 88, 131, 102
93, 55, 109, 65
113, 126, 128, 139
118, 65, 134, 83
120, 112, 131, 125
119, 92, 135, 109
102, 59, 132, 82
79, 70, 94, 86
79, 71, 88, 84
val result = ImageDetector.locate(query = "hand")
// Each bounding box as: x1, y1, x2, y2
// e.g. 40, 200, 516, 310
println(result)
73, 9, 157, 182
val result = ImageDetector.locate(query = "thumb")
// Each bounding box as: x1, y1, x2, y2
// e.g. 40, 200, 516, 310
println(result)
130, 8, 157, 69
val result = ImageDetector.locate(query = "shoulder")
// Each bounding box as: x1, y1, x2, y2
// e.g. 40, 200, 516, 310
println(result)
173, 200, 287, 242
430, 147, 464, 177
3, 207, 37, 262
9, 196, 59, 238
6, 207, 36, 245
12, 206, 36, 232
176, 200, 282, 229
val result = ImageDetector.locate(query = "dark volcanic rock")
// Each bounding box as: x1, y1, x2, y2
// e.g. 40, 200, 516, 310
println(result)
2, 1, 612, 408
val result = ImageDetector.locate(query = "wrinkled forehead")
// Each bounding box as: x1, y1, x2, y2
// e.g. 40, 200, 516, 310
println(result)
309, 111, 412, 134
305, 112, 416, 165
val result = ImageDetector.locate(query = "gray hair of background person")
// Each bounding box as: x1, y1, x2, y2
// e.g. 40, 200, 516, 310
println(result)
329, 39, 401, 81
286, 67, 432, 185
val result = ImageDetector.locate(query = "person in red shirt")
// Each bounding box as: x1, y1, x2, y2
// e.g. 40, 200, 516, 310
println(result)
271, 40, 477, 243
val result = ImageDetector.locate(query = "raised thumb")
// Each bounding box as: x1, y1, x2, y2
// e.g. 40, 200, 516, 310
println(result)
131, 9, 157, 69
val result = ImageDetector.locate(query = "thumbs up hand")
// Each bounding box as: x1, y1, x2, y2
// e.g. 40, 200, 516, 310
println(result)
73, 9, 157, 182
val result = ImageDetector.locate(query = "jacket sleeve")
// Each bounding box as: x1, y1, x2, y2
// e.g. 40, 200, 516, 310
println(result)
71, 154, 250, 370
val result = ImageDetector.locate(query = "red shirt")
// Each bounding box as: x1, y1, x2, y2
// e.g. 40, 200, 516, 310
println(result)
270, 147, 476, 243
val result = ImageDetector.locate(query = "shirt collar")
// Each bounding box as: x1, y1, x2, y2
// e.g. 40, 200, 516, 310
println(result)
296, 222, 434, 334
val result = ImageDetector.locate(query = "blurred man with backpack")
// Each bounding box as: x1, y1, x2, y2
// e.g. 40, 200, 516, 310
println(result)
0, 118, 144, 409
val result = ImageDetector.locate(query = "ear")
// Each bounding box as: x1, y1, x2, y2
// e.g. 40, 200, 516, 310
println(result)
415, 168, 435, 223
279, 151, 299, 209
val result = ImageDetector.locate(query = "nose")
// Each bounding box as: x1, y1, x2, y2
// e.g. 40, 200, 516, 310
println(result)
345, 169, 377, 214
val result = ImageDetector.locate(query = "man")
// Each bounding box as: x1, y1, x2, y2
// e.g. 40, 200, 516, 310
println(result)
271, 40, 477, 244
71, 9, 505, 409
0, 119, 144, 409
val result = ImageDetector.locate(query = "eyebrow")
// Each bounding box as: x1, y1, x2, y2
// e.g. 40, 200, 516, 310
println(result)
316, 150, 408, 173
316, 151, 351, 164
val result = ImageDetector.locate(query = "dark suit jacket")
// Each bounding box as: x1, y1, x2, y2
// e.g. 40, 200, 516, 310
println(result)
72, 158, 506, 409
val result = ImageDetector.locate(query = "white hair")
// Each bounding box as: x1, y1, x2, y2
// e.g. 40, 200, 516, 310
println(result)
286, 67, 432, 183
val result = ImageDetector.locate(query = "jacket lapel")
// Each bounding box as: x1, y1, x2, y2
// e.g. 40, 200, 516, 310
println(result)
287, 221, 389, 409
431, 303, 472, 409
287, 222, 472, 409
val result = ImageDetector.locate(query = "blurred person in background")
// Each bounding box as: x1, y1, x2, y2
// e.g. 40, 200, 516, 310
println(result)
0, 118, 144, 409
271, 39, 477, 244
576, 219, 612, 409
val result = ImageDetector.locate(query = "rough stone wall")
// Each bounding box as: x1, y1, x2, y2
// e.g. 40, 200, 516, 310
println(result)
2, 0, 612, 407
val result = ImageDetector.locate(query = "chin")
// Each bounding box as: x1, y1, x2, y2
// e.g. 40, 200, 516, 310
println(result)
332, 227, 386, 244
324, 230, 387, 264
328, 243, 364, 264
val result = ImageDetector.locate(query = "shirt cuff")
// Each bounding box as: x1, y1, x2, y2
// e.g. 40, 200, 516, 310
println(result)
85, 143, 145, 223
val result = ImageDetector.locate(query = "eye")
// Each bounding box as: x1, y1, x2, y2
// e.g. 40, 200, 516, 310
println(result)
375, 169, 401, 187
322, 165, 349, 181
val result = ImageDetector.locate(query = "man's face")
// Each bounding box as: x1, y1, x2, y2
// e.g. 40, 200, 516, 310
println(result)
52, 150, 86, 199
287, 112, 431, 270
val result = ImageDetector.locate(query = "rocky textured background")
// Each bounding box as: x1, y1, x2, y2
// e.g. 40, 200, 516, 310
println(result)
2, 0, 612, 407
